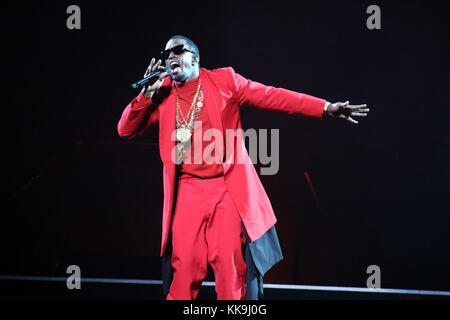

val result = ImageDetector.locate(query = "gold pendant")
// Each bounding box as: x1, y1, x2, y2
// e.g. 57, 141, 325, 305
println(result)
176, 127, 192, 144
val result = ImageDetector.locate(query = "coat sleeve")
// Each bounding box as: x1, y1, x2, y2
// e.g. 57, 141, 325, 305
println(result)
229, 67, 326, 119
117, 91, 160, 139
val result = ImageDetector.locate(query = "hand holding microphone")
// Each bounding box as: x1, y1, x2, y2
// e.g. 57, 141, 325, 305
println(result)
136, 58, 170, 98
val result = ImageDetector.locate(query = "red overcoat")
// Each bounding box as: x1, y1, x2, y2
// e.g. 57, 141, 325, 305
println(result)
118, 67, 325, 256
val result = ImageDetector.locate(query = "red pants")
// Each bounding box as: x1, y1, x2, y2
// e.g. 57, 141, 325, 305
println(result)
166, 175, 247, 300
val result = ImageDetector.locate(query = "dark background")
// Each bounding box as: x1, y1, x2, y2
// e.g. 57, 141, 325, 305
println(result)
1, 0, 449, 293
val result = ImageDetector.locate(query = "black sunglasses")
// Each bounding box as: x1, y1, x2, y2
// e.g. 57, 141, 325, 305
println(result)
160, 44, 195, 60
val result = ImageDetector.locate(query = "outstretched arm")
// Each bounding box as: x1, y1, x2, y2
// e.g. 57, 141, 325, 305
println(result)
230, 68, 369, 122
230, 68, 326, 119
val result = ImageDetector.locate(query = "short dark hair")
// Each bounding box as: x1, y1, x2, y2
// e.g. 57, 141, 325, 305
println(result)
168, 35, 200, 59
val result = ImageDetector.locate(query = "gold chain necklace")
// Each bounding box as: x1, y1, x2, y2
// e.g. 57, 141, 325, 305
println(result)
175, 78, 203, 144
174, 78, 204, 164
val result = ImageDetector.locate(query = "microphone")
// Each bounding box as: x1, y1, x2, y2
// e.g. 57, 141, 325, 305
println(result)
130, 65, 171, 89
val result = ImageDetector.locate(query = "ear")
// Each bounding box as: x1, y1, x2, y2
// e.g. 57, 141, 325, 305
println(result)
192, 55, 199, 65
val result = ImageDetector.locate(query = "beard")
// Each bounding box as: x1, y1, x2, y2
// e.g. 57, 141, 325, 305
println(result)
170, 63, 189, 83
171, 72, 188, 83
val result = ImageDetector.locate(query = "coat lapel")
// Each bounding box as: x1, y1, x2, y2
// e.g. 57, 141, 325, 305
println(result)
200, 69, 224, 139
200, 68, 229, 174
159, 86, 176, 167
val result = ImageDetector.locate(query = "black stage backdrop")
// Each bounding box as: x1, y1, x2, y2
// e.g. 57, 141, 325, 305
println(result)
1, 0, 449, 293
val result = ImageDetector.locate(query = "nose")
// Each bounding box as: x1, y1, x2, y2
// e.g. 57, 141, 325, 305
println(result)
168, 50, 177, 59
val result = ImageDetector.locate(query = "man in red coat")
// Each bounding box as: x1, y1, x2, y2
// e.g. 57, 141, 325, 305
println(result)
118, 35, 369, 300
